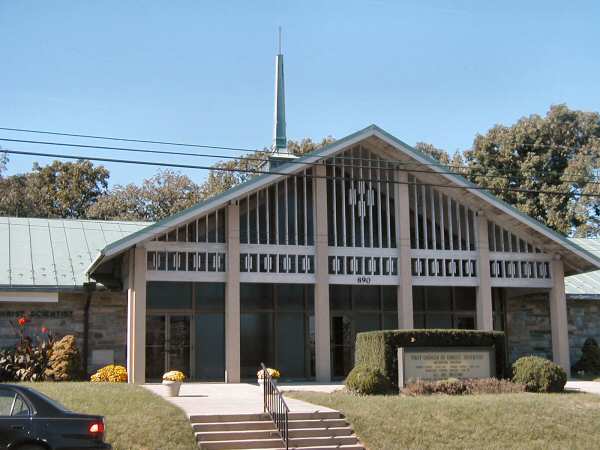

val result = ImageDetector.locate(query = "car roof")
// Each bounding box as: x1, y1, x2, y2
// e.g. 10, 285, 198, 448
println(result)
1, 384, 66, 415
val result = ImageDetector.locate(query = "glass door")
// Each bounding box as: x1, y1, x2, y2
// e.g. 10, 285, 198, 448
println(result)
167, 315, 191, 376
145, 314, 191, 381
331, 314, 353, 378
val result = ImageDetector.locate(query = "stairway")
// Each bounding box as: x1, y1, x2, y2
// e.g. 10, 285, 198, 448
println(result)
192, 411, 365, 450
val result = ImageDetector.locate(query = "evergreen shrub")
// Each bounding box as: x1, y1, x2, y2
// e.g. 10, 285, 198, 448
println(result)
512, 356, 566, 393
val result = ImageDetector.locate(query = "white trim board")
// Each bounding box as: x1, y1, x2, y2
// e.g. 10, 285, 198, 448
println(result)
0, 292, 59, 303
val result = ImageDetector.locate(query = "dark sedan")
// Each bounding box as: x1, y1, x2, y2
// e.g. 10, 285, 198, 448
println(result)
0, 384, 111, 450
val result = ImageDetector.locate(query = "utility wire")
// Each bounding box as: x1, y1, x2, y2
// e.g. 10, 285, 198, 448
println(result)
3, 147, 600, 198
2, 126, 597, 177
2, 137, 600, 186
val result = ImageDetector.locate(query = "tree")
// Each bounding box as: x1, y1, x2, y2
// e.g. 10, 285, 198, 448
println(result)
0, 160, 109, 218
414, 142, 450, 164
198, 136, 335, 199
88, 170, 202, 221
0, 150, 7, 178
463, 104, 600, 236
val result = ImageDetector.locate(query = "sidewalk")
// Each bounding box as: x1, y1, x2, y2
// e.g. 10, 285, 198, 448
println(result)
144, 382, 343, 417
565, 380, 600, 395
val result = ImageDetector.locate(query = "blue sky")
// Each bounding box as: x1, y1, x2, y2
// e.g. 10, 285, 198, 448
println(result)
1, 1, 599, 187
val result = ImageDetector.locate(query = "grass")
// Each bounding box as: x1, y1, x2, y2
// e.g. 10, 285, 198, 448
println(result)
21, 382, 196, 450
286, 390, 600, 450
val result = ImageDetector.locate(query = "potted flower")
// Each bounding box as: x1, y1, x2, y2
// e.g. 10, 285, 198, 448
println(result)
162, 370, 185, 396
257, 368, 280, 386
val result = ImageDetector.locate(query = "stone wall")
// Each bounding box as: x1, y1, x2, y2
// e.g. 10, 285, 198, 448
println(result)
0, 290, 127, 374
505, 292, 600, 366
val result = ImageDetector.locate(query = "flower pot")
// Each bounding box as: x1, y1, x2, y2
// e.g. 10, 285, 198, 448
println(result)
162, 380, 182, 397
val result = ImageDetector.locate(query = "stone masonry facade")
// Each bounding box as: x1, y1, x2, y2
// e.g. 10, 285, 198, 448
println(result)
0, 290, 127, 375
506, 292, 600, 367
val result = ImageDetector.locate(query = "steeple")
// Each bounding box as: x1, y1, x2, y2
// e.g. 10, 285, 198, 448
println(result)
272, 27, 288, 154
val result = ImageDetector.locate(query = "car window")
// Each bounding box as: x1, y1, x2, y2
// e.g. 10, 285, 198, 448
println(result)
12, 395, 30, 416
0, 390, 15, 416
30, 390, 70, 412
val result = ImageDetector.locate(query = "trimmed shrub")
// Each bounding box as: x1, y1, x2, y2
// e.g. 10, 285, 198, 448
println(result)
345, 365, 394, 395
0, 340, 52, 381
91, 364, 128, 383
45, 335, 81, 381
355, 329, 507, 387
401, 377, 525, 396
512, 356, 567, 393
573, 338, 600, 376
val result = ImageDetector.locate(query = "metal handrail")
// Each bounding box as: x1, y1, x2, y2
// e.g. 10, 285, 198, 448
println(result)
260, 362, 289, 450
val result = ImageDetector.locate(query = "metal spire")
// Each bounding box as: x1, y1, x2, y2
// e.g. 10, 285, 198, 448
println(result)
273, 26, 287, 154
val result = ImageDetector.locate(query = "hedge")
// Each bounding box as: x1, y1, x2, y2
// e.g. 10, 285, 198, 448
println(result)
354, 329, 507, 387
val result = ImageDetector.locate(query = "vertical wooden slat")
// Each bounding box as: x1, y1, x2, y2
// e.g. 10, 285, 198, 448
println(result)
456, 201, 462, 250
377, 157, 382, 249
256, 192, 260, 245
430, 186, 437, 250
332, 158, 337, 246
341, 155, 347, 247
368, 152, 374, 248
412, 176, 419, 249
385, 161, 391, 248
421, 183, 428, 249
294, 173, 298, 245
464, 207, 470, 251
275, 183, 280, 245
266, 186, 270, 245
447, 195, 453, 251
351, 148, 356, 248
439, 192, 445, 250
303, 170, 308, 246
359, 146, 365, 248
285, 178, 289, 245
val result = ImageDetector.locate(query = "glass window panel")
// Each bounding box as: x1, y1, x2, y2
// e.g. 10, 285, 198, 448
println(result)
277, 284, 305, 311
195, 313, 225, 380
177, 226, 186, 242
330, 285, 352, 311
455, 315, 475, 330
195, 283, 225, 311
217, 208, 226, 243
241, 284, 274, 311
426, 287, 452, 311
187, 220, 197, 242
147, 282, 192, 309
208, 213, 217, 243
383, 313, 398, 330
198, 216, 207, 242
454, 287, 476, 311
305, 175, 314, 246
287, 177, 296, 245
382, 286, 397, 311
355, 313, 381, 333
353, 286, 380, 311
241, 312, 274, 378
426, 313, 452, 328
413, 313, 426, 329
239, 198, 248, 243
277, 312, 306, 378
412, 286, 425, 311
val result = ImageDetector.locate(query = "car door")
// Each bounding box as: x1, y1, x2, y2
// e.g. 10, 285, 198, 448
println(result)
0, 387, 33, 447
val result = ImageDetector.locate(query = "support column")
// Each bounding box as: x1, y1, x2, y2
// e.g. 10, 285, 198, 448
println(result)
395, 170, 413, 328
127, 246, 146, 384
314, 163, 331, 382
550, 257, 570, 375
476, 214, 493, 331
225, 202, 241, 383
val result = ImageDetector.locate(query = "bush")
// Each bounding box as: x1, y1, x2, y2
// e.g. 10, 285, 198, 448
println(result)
573, 338, 600, 376
345, 365, 394, 395
512, 356, 567, 393
355, 329, 507, 387
45, 335, 81, 381
401, 377, 525, 396
91, 364, 128, 383
0, 340, 52, 381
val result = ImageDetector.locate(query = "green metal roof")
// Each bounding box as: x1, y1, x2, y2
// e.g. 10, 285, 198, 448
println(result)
0, 217, 150, 290
566, 238, 600, 298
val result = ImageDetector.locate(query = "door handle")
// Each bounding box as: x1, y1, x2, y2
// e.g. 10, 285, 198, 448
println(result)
11, 425, 24, 430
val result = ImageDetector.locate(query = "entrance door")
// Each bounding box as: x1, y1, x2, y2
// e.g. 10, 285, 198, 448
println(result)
331, 314, 353, 378
145, 315, 191, 381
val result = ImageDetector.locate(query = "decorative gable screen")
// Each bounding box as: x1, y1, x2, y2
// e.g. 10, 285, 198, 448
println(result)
408, 175, 478, 284
488, 221, 552, 287
145, 207, 227, 281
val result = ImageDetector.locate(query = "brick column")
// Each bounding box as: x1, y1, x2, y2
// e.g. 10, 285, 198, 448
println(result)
550, 257, 570, 375
314, 163, 331, 382
476, 214, 493, 331
127, 246, 146, 384
225, 202, 241, 383
395, 170, 413, 328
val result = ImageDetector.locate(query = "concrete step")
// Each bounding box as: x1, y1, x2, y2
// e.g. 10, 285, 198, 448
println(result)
288, 427, 354, 438
198, 437, 284, 450
191, 413, 270, 423
194, 420, 277, 432
288, 418, 348, 429
288, 436, 359, 447
287, 412, 342, 420
196, 429, 281, 442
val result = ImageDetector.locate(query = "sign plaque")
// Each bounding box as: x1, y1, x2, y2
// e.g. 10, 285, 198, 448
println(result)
398, 347, 495, 387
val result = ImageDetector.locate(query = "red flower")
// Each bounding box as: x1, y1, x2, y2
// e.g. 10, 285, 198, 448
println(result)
41, 326, 48, 334
17, 317, 28, 327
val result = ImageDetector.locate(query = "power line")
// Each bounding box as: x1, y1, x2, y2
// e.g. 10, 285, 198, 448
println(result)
1, 125, 597, 178
2, 136, 600, 186
3, 146, 600, 198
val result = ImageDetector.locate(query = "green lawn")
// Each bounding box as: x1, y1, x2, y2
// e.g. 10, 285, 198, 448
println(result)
21, 382, 196, 450
286, 390, 600, 450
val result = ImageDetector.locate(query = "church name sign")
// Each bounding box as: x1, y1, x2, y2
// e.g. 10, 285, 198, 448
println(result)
397, 347, 495, 387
